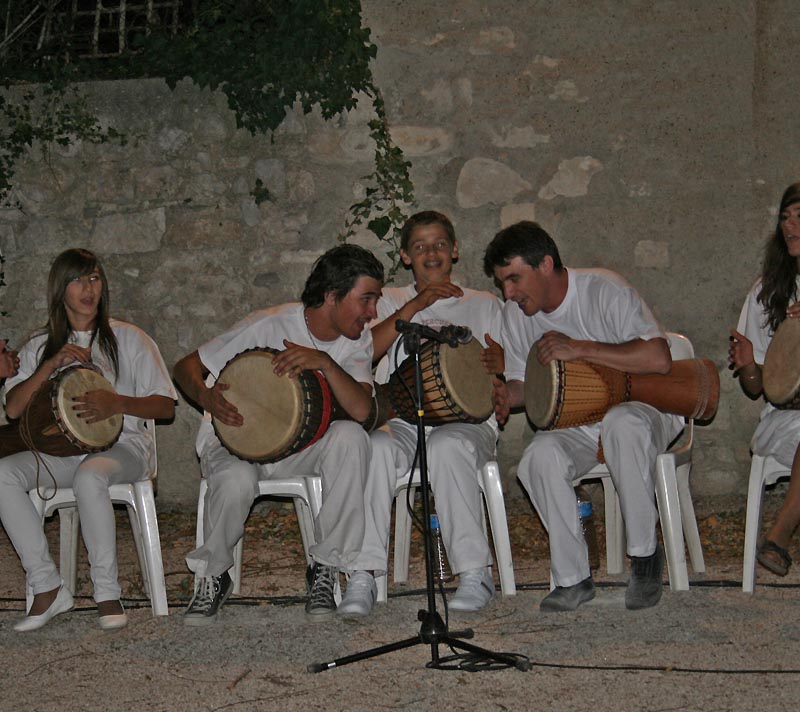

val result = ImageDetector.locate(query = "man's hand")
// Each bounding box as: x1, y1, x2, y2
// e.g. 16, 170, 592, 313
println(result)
202, 381, 243, 427
480, 334, 505, 375
536, 331, 582, 364
410, 282, 463, 311
492, 377, 510, 425
272, 340, 333, 378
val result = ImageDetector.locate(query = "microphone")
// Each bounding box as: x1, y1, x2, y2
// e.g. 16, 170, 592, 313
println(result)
395, 320, 472, 347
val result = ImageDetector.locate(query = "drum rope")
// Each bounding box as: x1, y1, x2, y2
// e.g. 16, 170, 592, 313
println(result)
19, 397, 59, 502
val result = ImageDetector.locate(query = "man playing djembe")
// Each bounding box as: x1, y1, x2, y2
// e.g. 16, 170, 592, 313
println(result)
485, 221, 682, 612
174, 244, 383, 623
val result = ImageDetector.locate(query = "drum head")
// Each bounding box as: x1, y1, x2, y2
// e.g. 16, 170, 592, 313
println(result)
56, 367, 123, 449
764, 317, 800, 405
213, 350, 304, 461
524, 352, 559, 429
440, 339, 494, 422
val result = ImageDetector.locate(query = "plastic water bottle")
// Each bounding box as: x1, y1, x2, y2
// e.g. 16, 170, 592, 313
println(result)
430, 514, 454, 582
576, 487, 600, 572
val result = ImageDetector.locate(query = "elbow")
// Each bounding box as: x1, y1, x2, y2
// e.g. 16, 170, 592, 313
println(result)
654, 346, 672, 374
5, 402, 21, 420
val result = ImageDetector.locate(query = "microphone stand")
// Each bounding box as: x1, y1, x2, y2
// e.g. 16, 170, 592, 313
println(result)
309, 326, 529, 673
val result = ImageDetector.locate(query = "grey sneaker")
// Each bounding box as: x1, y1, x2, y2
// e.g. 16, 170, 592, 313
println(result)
449, 567, 495, 612
540, 576, 595, 612
306, 563, 337, 621
337, 571, 377, 618
625, 545, 664, 610
184, 571, 233, 626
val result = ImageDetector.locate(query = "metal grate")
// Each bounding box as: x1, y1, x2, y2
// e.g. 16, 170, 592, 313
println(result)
1, 0, 191, 60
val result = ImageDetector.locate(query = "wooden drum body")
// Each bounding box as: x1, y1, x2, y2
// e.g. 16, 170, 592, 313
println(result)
387, 338, 493, 426
763, 317, 800, 409
212, 348, 338, 463
524, 352, 719, 430
0, 366, 123, 458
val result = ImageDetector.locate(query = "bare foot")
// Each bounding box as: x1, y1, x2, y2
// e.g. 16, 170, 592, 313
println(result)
27, 587, 60, 616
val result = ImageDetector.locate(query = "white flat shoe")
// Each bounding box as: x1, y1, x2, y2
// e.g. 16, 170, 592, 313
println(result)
14, 585, 74, 632
98, 602, 128, 631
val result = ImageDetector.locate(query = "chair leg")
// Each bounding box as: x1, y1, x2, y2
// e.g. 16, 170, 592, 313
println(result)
742, 456, 767, 594
602, 480, 625, 575
132, 481, 169, 616
479, 462, 516, 596
676, 463, 705, 573
393, 486, 415, 584
655, 457, 689, 591
125, 500, 150, 598
58, 506, 80, 596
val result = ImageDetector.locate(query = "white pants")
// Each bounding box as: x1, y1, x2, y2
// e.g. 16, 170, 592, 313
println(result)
0, 442, 149, 602
186, 420, 370, 578
517, 402, 682, 588
752, 408, 800, 468
353, 418, 497, 576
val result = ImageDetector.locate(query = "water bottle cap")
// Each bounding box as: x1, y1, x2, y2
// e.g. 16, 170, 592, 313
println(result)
578, 500, 593, 517
430, 514, 440, 527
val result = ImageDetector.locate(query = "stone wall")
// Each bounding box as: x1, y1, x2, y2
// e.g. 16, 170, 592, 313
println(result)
1, 1, 798, 507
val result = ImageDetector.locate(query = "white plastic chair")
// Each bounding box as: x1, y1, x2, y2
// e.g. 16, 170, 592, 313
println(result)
27, 420, 169, 616
195, 475, 324, 595
742, 454, 792, 593
376, 460, 516, 602
574, 332, 706, 592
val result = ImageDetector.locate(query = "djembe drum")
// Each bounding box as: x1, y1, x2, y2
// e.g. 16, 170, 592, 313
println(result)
524, 351, 719, 430
763, 317, 800, 409
387, 338, 493, 426
0, 365, 123, 457
212, 347, 343, 463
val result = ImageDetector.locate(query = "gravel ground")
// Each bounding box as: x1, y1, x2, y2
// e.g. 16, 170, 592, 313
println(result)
0, 491, 799, 711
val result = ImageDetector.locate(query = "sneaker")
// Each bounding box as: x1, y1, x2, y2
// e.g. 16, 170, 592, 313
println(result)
183, 571, 233, 626
306, 563, 337, 621
540, 576, 596, 612
625, 544, 664, 610
337, 571, 377, 618
449, 567, 495, 612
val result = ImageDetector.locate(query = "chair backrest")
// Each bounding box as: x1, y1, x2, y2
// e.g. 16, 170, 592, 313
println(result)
667, 332, 694, 360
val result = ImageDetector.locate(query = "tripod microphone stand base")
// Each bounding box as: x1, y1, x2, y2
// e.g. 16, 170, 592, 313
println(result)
308, 608, 531, 673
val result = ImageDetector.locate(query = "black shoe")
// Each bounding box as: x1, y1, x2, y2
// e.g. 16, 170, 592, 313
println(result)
626, 545, 664, 610
540, 576, 595, 612
183, 571, 233, 626
305, 563, 337, 621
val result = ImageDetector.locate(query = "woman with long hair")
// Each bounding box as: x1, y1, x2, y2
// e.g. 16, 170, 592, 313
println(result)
0, 248, 176, 631
730, 182, 800, 577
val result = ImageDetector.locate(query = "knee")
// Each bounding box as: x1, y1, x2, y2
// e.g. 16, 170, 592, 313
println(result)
519, 437, 566, 485
602, 405, 654, 444
206, 465, 258, 505
327, 420, 370, 453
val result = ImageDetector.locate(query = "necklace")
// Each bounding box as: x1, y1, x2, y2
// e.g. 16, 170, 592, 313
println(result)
303, 308, 320, 350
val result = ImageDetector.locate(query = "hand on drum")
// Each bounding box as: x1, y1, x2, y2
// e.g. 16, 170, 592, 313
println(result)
492, 377, 510, 425
273, 340, 332, 378
202, 381, 243, 428
536, 331, 581, 364
48, 343, 92, 372
787, 303, 800, 319
728, 329, 755, 375
72, 388, 120, 423
480, 334, 505, 375
0, 339, 19, 379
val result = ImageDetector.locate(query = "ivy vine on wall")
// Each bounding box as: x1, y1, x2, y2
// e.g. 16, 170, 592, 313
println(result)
0, 0, 414, 284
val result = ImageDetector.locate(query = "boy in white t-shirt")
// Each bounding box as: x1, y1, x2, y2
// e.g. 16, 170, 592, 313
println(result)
485, 221, 681, 612
174, 245, 384, 624
339, 211, 504, 617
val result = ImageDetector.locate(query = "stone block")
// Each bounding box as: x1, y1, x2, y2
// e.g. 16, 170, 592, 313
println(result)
254, 159, 286, 197
456, 158, 531, 209
393, 126, 454, 156
491, 126, 550, 149
163, 209, 243, 250
90, 208, 165, 254
538, 157, 603, 200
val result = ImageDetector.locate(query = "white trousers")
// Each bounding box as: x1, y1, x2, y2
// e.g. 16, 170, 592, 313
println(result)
517, 402, 682, 588
353, 418, 497, 576
186, 420, 370, 578
0, 443, 149, 602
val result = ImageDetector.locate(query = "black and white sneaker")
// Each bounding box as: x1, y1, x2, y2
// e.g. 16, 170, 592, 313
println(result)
183, 571, 233, 626
305, 563, 337, 621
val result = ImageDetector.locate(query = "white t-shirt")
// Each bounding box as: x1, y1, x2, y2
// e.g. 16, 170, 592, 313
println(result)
6, 319, 177, 469
375, 284, 502, 384
195, 302, 373, 454
503, 267, 667, 382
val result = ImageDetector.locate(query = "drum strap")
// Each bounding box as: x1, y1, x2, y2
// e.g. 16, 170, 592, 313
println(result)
19, 401, 58, 501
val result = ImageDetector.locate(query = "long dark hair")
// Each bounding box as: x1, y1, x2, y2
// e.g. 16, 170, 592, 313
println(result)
39, 248, 119, 377
759, 183, 800, 333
